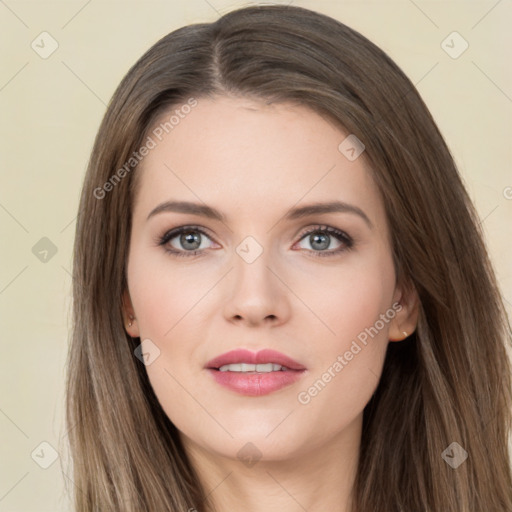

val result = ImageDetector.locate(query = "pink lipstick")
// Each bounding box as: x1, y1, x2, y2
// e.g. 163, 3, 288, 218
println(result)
205, 348, 306, 396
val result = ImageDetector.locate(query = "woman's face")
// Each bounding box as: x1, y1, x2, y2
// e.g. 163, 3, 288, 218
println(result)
124, 95, 417, 463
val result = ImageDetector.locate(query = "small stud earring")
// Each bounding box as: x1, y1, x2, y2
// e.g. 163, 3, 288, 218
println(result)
402, 331, 408, 338
128, 316, 135, 327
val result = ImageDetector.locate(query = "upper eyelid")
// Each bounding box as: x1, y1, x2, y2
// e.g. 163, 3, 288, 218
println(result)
161, 225, 216, 242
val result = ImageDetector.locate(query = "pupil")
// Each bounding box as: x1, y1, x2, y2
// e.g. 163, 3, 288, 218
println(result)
181, 232, 201, 250
311, 233, 329, 250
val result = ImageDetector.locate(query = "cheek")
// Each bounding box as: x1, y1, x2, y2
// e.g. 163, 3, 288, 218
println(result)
332, 276, 392, 341
127, 248, 218, 395
127, 249, 211, 426
296, 256, 395, 425
310, 251, 396, 345
127, 247, 212, 340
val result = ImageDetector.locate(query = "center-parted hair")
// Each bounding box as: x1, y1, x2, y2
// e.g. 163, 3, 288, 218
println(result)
65, 5, 512, 511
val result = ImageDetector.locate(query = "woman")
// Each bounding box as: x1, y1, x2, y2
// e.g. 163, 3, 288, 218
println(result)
65, 5, 512, 511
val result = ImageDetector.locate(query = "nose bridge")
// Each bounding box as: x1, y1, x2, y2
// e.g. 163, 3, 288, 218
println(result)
232, 233, 276, 295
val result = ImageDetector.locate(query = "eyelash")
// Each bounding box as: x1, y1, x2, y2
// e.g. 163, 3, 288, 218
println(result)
156, 224, 354, 259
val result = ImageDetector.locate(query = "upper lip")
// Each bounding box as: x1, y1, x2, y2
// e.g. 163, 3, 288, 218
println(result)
205, 349, 306, 371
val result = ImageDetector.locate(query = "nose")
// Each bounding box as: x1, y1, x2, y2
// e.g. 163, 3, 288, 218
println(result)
222, 245, 291, 327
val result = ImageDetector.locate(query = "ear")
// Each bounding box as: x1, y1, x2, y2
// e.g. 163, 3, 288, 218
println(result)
122, 288, 140, 338
388, 278, 420, 342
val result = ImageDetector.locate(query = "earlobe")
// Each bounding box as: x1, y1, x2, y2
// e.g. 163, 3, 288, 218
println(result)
388, 280, 420, 342
122, 289, 140, 338
388, 329, 411, 342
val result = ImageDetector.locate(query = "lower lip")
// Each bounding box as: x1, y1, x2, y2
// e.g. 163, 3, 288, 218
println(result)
206, 369, 305, 396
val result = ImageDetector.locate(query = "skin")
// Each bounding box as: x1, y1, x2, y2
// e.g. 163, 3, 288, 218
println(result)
123, 95, 419, 512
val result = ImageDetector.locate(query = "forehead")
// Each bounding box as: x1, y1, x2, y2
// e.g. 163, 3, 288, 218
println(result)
133, 95, 385, 227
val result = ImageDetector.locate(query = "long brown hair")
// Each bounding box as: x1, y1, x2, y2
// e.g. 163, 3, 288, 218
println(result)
64, 5, 512, 511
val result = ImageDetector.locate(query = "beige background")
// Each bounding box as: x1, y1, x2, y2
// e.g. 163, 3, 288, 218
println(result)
1, 1, 511, 510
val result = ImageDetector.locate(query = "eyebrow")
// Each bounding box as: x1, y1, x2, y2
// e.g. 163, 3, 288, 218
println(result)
146, 200, 373, 229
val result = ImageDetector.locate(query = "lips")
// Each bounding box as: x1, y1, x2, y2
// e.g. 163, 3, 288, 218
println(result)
205, 348, 306, 371
205, 349, 306, 397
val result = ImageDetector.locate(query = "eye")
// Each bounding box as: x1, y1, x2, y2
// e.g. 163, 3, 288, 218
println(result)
294, 225, 353, 257
157, 226, 217, 257
156, 224, 354, 259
